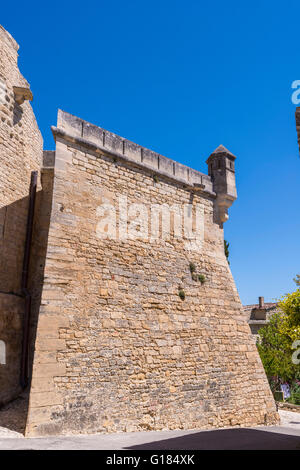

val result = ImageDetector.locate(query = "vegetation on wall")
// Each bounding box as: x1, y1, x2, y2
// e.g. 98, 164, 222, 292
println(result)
178, 289, 185, 300
188, 262, 206, 285
189, 262, 196, 274
197, 274, 206, 284
224, 239, 230, 264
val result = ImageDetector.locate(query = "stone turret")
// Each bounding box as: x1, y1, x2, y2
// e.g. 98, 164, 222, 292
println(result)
206, 145, 237, 224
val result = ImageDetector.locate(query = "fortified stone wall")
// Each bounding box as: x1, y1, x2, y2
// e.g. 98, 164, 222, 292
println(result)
0, 25, 43, 403
0, 24, 279, 437
0, 25, 43, 294
0, 293, 24, 404
26, 110, 279, 436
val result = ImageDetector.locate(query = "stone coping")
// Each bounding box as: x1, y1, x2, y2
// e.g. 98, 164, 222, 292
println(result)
51, 110, 215, 197
0, 25, 18, 51
248, 319, 268, 324
277, 401, 300, 413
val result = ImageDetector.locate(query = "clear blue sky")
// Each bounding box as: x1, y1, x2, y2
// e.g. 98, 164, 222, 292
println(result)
2, 1, 300, 305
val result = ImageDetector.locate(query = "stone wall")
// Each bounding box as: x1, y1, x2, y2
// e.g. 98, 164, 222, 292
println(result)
26, 110, 279, 436
0, 25, 43, 294
0, 25, 43, 404
277, 401, 300, 413
0, 24, 279, 438
0, 293, 24, 404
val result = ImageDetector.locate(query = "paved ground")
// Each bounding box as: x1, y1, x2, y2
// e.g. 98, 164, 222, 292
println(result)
0, 410, 299, 449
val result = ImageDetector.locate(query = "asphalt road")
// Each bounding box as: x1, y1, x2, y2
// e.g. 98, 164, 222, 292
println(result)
0, 410, 299, 450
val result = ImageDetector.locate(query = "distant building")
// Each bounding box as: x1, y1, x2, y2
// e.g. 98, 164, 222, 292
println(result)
243, 297, 282, 337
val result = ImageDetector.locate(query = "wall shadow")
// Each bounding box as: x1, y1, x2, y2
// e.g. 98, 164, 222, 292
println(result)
0, 392, 29, 434
125, 426, 300, 450
0, 169, 54, 434
13, 102, 23, 126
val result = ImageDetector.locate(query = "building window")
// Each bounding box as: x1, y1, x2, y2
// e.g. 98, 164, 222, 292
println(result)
0, 340, 5, 365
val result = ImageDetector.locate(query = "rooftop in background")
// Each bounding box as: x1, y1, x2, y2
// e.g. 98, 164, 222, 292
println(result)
243, 296, 282, 337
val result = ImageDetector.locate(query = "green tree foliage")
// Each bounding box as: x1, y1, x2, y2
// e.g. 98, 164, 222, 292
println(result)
257, 288, 300, 403
290, 381, 300, 405
294, 274, 300, 286
278, 289, 300, 342
224, 239, 230, 264
257, 313, 297, 382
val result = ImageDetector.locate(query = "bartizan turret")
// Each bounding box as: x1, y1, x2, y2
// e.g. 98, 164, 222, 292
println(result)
206, 145, 237, 224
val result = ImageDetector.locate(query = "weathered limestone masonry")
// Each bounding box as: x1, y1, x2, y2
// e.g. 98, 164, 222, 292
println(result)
0, 25, 43, 403
25, 109, 279, 436
0, 24, 279, 436
0, 294, 23, 404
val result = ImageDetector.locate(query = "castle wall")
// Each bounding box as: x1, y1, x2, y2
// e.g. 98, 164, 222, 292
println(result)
0, 26, 43, 294
26, 110, 278, 436
0, 293, 24, 404
0, 25, 43, 403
